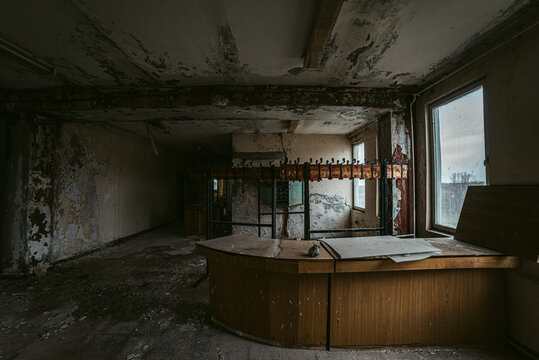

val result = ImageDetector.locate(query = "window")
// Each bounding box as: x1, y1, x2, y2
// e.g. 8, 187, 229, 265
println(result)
431, 85, 487, 230
353, 142, 365, 209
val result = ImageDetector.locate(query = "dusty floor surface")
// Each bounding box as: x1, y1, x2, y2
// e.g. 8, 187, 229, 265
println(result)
0, 224, 528, 360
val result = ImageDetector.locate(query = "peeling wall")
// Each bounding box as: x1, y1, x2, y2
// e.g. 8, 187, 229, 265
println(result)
1, 119, 178, 274
1, 118, 32, 274
50, 123, 177, 262
231, 133, 352, 239
390, 111, 411, 235
0, 0, 531, 88
414, 25, 539, 353
26, 121, 57, 274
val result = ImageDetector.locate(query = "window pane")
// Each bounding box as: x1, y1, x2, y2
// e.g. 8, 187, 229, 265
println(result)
353, 142, 365, 209
433, 87, 486, 229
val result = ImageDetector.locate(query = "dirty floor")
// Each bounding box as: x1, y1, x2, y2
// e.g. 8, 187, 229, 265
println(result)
0, 224, 528, 360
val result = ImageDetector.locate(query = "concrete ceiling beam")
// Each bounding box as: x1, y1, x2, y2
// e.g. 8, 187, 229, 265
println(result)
0, 85, 411, 113
303, 0, 344, 68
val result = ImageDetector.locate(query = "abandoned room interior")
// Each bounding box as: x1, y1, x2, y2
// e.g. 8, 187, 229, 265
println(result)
0, 1, 538, 359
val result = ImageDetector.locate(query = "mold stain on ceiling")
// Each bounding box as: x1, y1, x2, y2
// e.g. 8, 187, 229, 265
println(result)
0, 0, 532, 89
0, 0, 535, 153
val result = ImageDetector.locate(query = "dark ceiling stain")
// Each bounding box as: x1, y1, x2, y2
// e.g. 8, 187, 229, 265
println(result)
148, 120, 171, 134
206, 24, 249, 81
353, 18, 372, 27
365, 31, 399, 70
68, 1, 158, 85
287, 67, 305, 75
320, 34, 338, 67
421, 0, 538, 87
127, 33, 173, 76
391, 72, 411, 80
69, 134, 86, 168
346, 41, 375, 69
219, 24, 240, 66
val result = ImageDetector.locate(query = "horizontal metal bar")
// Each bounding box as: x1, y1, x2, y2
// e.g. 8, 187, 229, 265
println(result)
209, 220, 272, 227
259, 211, 304, 215
309, 227, 383, 233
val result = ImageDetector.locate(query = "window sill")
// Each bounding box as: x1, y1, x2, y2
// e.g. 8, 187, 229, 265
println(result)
425, 228, 454, 238
352, 207, 365, 213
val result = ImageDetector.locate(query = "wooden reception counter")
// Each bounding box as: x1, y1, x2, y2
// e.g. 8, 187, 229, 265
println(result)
196, 235, 519, 348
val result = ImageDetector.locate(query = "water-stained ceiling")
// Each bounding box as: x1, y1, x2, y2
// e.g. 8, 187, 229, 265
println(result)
0, 0, 535, 153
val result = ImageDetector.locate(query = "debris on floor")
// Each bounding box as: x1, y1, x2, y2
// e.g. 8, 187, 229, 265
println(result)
0, 225, 527, 360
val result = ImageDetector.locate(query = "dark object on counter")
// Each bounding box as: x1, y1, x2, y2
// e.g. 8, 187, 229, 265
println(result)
308, 243, 320, 257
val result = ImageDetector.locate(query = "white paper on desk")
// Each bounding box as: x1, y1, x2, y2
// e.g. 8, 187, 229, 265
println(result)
388, 251, 441, 263
322, 236, 441, 259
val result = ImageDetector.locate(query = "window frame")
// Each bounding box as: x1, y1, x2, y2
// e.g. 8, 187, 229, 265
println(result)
352, 141, 366, 211
428, 80, 489, 234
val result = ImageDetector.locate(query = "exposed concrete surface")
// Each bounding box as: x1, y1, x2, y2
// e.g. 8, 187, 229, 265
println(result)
0, 224, 528, 360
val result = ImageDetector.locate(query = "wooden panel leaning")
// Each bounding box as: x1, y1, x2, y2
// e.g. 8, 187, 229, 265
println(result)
455, 185, 539, 262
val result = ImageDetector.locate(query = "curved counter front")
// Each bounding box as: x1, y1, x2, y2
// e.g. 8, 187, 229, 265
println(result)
197, 235, 333, 347
197, 235, 519, 348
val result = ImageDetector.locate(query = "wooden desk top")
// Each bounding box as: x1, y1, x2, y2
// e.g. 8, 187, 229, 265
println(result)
196, 235, 333, 274
197, 235, 520, 274
424, 237, 504, 257
197, 235, 333, 261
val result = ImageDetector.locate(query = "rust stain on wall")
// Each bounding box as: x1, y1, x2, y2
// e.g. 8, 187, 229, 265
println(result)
392, 144, 408, 233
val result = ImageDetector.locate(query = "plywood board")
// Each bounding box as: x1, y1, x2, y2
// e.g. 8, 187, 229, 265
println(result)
198, 234, 280, 257
454, 185, 539, 262
322, 236, 441, 259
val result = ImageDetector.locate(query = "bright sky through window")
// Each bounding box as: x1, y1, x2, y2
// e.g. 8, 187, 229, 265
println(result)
432, 86, 486, 229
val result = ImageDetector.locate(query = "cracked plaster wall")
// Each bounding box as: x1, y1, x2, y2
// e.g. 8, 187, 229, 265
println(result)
231, 133, 352, 239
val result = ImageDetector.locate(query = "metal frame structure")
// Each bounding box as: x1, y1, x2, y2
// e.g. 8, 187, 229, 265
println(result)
202, 159, 405, 240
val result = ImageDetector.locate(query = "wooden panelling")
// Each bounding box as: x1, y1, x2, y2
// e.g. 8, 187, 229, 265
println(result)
200, 235, 519, 347
455, 185, 539, 262
208, 259, 328, 346
184, 205, 206, 236
336, 256, 519, 273
298, 275, 329, 346
330, 269, 505, 346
